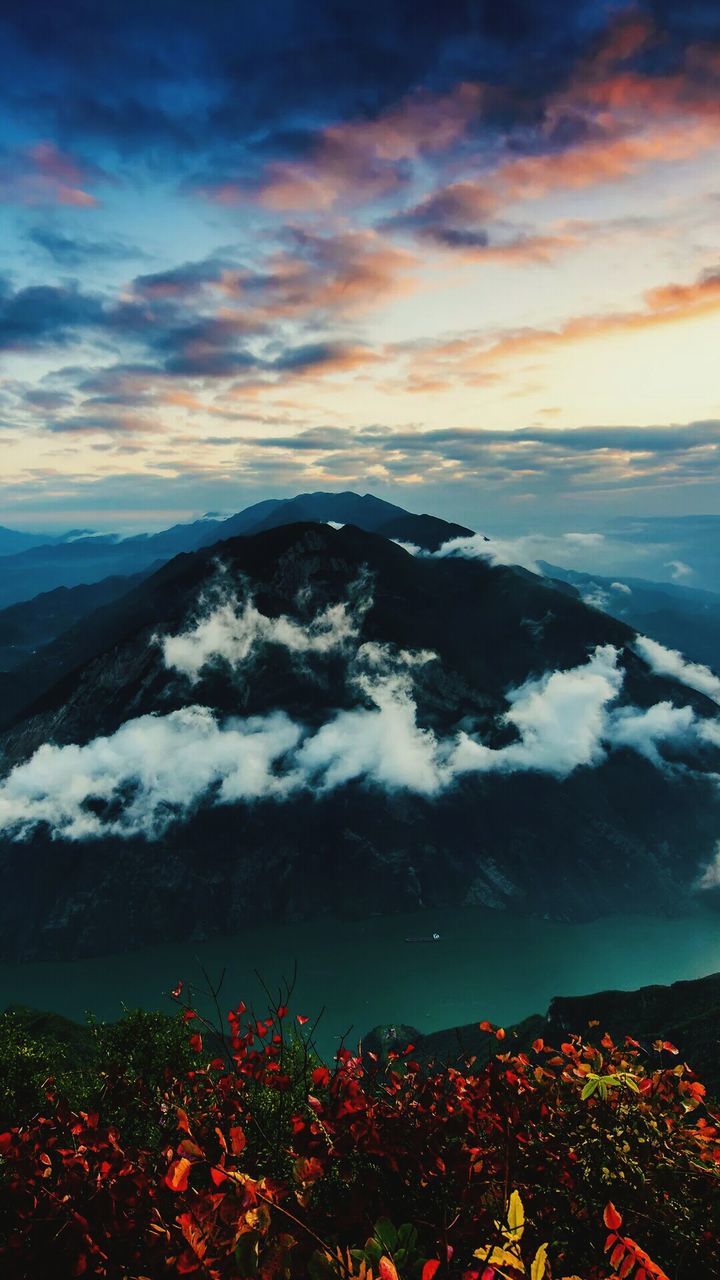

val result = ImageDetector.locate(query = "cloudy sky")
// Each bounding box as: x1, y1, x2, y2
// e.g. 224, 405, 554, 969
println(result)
0, 0, 719, 531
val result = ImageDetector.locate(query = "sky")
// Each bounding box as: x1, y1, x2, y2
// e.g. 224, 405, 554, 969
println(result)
0, 0, 719, 533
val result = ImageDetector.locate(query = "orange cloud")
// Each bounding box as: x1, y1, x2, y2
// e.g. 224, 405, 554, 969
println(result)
223, 230, 418, 316
400, 264, 720, 386
0, 142, 102, 207
497, 118, 718, 202
208, 83, 483, 211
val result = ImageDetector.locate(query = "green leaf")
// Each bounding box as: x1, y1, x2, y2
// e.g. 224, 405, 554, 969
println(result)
397, 1223, 418, 1249
374, 1219, 399, 1253
235, 1231, 260, 1276
581, 1079, 599, 1100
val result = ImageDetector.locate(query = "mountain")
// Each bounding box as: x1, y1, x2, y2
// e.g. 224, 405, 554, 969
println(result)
541, 562, 720, 670
0, 492, 470, 608
0, 526, 53, 556
1, 520, 719, 963
0, 573, 148, 672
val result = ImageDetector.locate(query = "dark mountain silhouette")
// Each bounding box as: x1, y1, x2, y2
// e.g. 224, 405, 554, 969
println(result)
0, 521, 719, 962
0, 492, 471, 608
373, 513, 474, 551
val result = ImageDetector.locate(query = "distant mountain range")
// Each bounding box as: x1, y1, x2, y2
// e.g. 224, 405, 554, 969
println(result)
541, 563, 720, 671
1, 511, 719, 962
0, 491, 473, 610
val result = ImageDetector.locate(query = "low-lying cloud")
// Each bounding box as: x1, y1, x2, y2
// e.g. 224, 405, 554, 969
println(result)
161, 571, 372, 681
634, 635, 720, 706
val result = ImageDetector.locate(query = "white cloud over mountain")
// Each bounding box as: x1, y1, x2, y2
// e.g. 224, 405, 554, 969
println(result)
634, 635, 720, 705
1, 582, 719, 842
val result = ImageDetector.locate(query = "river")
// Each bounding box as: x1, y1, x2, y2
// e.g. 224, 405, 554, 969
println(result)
1, 906, 719, 1058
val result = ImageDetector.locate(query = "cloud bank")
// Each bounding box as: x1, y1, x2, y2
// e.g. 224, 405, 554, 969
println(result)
1, 598, 719, 843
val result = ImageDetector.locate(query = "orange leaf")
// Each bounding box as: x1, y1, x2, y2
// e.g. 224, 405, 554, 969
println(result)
165, 1157, 192, 1193
379, 1259, 399, 1280
604, 1202, 623, 1231
610, 1242, 626, 1269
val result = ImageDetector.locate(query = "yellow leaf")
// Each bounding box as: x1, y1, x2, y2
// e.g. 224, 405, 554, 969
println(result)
245, 1203, 271, 1234
473, 1245, 525, 1272
507, 1189, 525, 1241
530, 1243, 549, 1280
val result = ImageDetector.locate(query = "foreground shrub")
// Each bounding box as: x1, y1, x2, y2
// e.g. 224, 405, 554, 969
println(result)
0, 983, 718, 1278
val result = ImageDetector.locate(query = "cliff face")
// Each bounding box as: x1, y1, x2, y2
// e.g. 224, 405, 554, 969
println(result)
1, 522, 719, 961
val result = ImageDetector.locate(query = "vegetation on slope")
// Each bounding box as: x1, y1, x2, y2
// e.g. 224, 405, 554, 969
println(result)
1, 978, 718, 1279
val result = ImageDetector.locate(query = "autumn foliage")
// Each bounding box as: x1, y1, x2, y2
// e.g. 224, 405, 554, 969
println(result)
0, 982, 718, 1279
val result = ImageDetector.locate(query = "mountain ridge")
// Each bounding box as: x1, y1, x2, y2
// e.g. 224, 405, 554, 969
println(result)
0, 492, 474, 609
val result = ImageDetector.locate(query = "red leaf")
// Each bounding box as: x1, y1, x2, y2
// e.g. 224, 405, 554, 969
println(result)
0, 1132, 13, 1155
229, 1125, 246, 1155
171, 980, 183, 999
297, 1014, 309, 1025
311, 1066, 331, 1087
379, 1259, 399, 1280
422, 1263, 441, 1280
604, 1202, 623, 1231
188, 1032, 203, 1054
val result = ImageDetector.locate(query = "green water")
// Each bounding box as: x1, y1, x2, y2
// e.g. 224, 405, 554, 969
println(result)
2, 907, 719, 1058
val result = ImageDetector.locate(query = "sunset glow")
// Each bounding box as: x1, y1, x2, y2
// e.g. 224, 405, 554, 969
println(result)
1, 2, 719, 530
